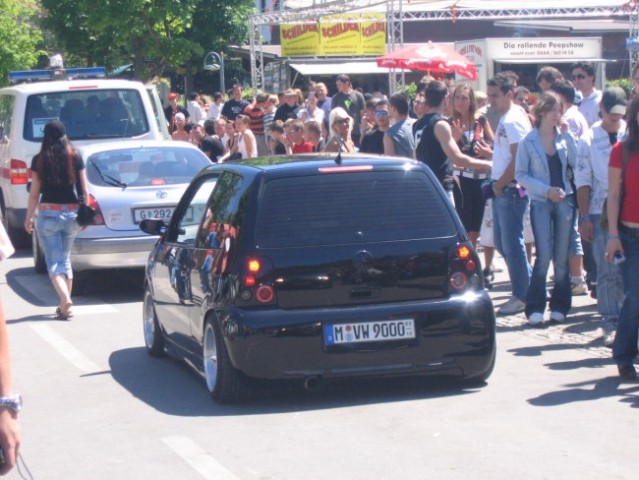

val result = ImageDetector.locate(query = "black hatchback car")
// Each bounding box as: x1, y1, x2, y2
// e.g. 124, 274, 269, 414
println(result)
140, 155, 496, 403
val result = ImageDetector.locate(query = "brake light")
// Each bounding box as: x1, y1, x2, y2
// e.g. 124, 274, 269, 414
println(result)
318, 165, 374, 173
457, 245, 471, 260
256, 285, 274, 303
86, 194, 105, 225
248, 259, 261, 272
10, 159, 30, 185
448, 243, 480, 292
244, 276, 256, 287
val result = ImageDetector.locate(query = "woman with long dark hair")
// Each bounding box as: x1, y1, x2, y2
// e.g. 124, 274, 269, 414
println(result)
606, 95, 639, 380
24, 120, 89, 319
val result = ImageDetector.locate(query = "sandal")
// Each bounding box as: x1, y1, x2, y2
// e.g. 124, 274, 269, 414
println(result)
56, 303, 74, 320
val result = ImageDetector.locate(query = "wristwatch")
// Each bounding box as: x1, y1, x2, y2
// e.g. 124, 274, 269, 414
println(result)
0, 395, 22, 414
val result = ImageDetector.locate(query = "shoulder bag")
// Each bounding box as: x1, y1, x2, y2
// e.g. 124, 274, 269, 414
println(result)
73, 151, 96, 227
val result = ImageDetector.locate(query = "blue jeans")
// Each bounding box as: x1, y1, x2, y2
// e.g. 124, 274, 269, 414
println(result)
492, 187, 531, 301
590, 214, 623, 320
36, 207, 80, 279
613, 231, 639, 366
526, 197, 574, 316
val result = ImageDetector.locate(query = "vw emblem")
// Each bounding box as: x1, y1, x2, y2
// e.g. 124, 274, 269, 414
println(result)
156, 190, 167, 199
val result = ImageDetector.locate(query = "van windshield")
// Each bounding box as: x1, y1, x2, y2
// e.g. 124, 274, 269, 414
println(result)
23, 89, 150, 141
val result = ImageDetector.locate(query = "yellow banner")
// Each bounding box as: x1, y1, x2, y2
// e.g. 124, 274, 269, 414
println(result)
280, 14, 386, 57
280, 24, 321, 57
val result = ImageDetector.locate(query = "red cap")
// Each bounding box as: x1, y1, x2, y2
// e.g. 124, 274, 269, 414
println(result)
168, 92, 178, 100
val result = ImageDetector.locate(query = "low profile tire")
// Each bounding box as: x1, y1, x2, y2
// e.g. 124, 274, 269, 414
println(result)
203, 317, 248, 403
143, 288, 165, 357
32, 233, 47, 274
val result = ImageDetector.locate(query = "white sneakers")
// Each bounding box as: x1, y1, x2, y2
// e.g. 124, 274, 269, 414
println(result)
528, 312, 544, 325
527, 311, 565, 325
498, 297, 526, 315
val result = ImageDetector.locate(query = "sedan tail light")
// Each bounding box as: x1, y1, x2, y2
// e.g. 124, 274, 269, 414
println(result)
85, 194, 105, 226
448, 243, 482, 293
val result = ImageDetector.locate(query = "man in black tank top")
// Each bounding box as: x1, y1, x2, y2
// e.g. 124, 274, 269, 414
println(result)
415, 81, 491, 202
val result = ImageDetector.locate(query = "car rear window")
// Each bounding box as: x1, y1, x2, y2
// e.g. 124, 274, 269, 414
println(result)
86, 147, 210, 187
256, 170, 457, 248
24, 88, 149, 141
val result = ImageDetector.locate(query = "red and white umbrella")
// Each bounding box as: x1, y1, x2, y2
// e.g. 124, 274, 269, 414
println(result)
376, 42, 477, 80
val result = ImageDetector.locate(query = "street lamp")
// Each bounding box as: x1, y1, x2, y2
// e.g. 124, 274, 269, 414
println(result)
203, 51, 225, 94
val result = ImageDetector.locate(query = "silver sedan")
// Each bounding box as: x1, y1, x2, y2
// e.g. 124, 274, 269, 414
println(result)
33, 140, 211, 284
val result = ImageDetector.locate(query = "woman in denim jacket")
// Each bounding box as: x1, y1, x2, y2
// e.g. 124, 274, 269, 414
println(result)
515, 92, 578, 326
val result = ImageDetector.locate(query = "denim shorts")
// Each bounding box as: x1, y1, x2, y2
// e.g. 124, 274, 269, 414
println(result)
36, 206, 80, 278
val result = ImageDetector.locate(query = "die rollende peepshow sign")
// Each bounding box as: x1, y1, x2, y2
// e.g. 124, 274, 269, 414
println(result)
280, 13, 386, 57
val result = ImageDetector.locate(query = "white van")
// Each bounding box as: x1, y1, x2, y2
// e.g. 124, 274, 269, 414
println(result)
0, 67, 170, 246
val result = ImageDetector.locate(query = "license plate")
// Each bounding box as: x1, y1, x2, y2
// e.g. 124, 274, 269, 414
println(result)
324, 319, 415, 345
133, 207, 175, 223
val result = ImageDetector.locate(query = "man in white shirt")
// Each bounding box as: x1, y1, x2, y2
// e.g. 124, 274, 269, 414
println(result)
572, 62, 603, 127
187, 92, 205, 125
206, 92, 224, 121
487, 73, 532, 315
576, 86, 627, 346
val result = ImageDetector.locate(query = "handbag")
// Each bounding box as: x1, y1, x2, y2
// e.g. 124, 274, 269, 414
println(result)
76, 203, 96, 226
600, 144, 629, 231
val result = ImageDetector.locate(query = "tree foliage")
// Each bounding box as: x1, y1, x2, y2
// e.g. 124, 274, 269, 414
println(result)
39, 0, 255, 83
0, 0, 43, 86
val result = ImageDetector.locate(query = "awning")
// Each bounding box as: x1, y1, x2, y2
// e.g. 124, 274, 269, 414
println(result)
289, 61, 405, 76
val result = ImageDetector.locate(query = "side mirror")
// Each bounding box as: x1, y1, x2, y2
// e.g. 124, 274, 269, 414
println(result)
139, 218, 167, 236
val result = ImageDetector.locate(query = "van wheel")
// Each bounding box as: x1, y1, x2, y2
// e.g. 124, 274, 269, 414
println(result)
32, 233, 47, 274
202, 318, 248, 403
0, 204, 29, 249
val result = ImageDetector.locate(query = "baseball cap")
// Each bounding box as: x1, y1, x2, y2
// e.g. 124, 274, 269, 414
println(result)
168, 92, 178, 100
602, 87, 627, 115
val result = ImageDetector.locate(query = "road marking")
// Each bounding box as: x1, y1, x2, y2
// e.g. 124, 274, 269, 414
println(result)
162, 436, 241, 480
30, 323, 101, 373
70, 305, 119, 315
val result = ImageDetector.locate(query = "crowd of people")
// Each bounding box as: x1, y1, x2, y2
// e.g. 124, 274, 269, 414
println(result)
164, 63, 639, 380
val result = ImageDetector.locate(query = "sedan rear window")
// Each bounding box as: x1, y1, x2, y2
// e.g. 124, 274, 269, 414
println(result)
256, 170, 457, 248
86, 147, 210, 187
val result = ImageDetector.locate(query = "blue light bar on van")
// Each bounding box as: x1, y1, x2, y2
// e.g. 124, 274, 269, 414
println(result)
8, 67, 107, 84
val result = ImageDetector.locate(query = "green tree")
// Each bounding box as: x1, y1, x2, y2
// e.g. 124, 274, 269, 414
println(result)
0, 0, 43, 86
40, 0, 255, 83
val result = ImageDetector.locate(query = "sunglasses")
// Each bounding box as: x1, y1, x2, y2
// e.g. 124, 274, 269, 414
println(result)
572, 74, 587, 80
374, 111, 389, 117
335, 118, 350, 125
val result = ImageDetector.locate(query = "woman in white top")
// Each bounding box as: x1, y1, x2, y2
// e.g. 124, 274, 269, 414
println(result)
297, 92, 325, 127
322, 107, 355, 153
235, 114, 258, 159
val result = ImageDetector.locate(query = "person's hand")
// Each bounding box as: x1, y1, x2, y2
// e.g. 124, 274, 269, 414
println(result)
473, 139, 493, 159
605, 237, 624, 263
492, 182, 505, 197
23, 218, 33, 234
547, 186, 566, 203
0, 409, 20, 475
578, 218, 594, 243
560, 121, 569, 134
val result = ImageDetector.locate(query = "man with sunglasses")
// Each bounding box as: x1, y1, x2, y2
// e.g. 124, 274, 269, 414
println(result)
572, 62, 602, 127
359, 98, 390, 154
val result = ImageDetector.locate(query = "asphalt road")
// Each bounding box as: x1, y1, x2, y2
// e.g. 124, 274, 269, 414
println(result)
1, 249, 637, 480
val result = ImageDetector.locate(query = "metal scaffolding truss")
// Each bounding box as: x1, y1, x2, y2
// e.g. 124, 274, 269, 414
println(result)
248, 0, 633, 91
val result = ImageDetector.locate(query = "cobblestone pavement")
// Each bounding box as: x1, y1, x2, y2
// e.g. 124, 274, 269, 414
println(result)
486, 254, 611, 360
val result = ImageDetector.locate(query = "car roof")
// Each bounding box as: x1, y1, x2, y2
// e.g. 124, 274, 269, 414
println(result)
203, 154, 426, 178
1, 78, 148, 94
77, 140, 202, 157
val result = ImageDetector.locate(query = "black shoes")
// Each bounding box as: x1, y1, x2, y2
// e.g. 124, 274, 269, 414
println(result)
617, 364, 637, 381
483, 268, 494, 290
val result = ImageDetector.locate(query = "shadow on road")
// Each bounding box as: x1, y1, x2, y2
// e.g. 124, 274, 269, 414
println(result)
528, 376, 639, 408
109, 346, 484, 416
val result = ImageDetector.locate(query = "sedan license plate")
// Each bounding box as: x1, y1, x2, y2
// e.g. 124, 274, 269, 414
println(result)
133, 207, 175, 223
324, 319, 415, 345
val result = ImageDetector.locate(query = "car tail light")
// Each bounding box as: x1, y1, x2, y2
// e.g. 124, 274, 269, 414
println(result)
10, 159, 31, 185
240, 256, 276, 305
448, 243, 481, 293
86, 195, 105, 225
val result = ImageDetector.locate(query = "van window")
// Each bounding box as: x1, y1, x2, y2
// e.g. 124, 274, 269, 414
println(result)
23, 89, 150, 141
256, 170, 457, 248
0, 95, 15, 141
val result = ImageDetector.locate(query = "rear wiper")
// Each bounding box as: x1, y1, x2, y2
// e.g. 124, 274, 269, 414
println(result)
91, 163, 128, 189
